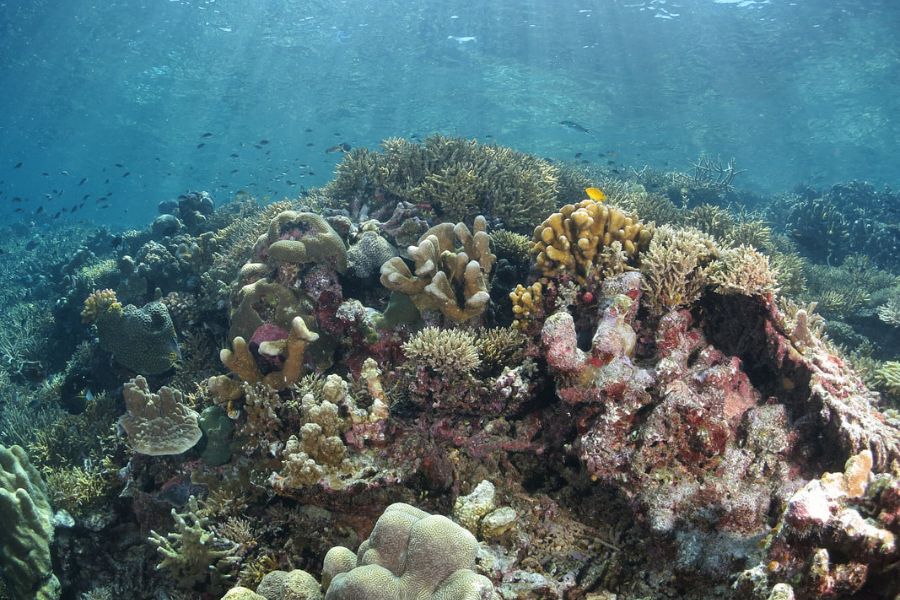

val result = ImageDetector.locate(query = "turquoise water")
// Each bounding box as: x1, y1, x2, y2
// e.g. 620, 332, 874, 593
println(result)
2, 0, 898, 227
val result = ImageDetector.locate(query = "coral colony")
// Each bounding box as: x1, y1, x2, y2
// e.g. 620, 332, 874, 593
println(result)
0, 136, 898, 599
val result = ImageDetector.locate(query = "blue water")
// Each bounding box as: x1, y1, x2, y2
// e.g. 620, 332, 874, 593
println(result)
1, 0, 898, 227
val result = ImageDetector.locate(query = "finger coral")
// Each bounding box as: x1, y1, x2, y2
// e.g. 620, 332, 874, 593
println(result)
532, 196, 652, 284
380, 216, 495, 322
120, 375, 202, 456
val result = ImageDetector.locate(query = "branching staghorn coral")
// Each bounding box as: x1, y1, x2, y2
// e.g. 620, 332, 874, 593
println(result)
708, 245, 779, 297
149, 496, 241, 590
325, 135, 561, 231
876, 297, 900, 327
640, 225, 718, 315
401, 327, 481, 377
380, 216, 495, 322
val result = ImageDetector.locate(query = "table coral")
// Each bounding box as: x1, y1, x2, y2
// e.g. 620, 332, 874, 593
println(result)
380, 215, 495, 322
120, 375, 202, 456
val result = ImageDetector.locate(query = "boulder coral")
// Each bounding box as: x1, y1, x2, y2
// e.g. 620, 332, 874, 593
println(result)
322, 503, 496, 599
0, 444, 59, 600
83, 290, 179, 375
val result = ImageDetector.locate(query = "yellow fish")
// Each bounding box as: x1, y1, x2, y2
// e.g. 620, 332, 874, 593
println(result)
585, 187, 606, 202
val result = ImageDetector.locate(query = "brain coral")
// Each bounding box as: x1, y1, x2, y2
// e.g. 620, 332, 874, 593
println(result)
322, 503, 495, 600
93, 299, 179, 375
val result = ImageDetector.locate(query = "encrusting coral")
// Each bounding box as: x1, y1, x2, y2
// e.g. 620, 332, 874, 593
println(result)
120, 375, 202, 456
0, 444, 60, 600
380, 215, 496, 322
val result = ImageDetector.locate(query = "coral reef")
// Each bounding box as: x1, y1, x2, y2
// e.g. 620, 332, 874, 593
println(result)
640, 225, 718, 315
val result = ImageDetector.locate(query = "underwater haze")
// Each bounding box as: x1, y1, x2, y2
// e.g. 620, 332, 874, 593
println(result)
1, 0, 899, 227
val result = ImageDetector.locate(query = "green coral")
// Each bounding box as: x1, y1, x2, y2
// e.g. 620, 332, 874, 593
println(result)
0, 444, 60, 600
325, 135, 562, 231
94, 300, 179, 375
265, 211, 347, 273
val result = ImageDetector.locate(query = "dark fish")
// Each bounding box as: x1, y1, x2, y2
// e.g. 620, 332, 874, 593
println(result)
230, 169, 239, 174
99, 205, 109, 209
71, 204, 78, 212
259, 139, 269, 145
114, 163, 124, 168
230, 153, 239, 158
14, 207, 22, 212
12, 196, 22, 202
607, 160, 615, 165
41, 172, 49, 176
574, 152, 582, 158
52, 211, 61, 219
197, 143, 206, 149
559, 120, 592, 134
78, 177, 87, 185
34, 206, 43, 214
304, 128, 313, 132
104, 178, 110, 184
333, 132, 341, 136
306, 142, 314, 147
308, 171, 315, 176
201, 132, 213, 138
253, 144, 262, 149
286, 180, 296, 186
25, 240, 38, 250
122, 172, 130, 177
325, 143, 351, 154
485, 134, 493, 138
82, 194, 90, 200
14, 162, 22, 168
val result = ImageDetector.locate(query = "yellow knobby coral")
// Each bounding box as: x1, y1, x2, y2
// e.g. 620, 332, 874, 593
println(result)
81, 289, 122, 324
532, 197, 652, 284
510, 282, 543, 327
